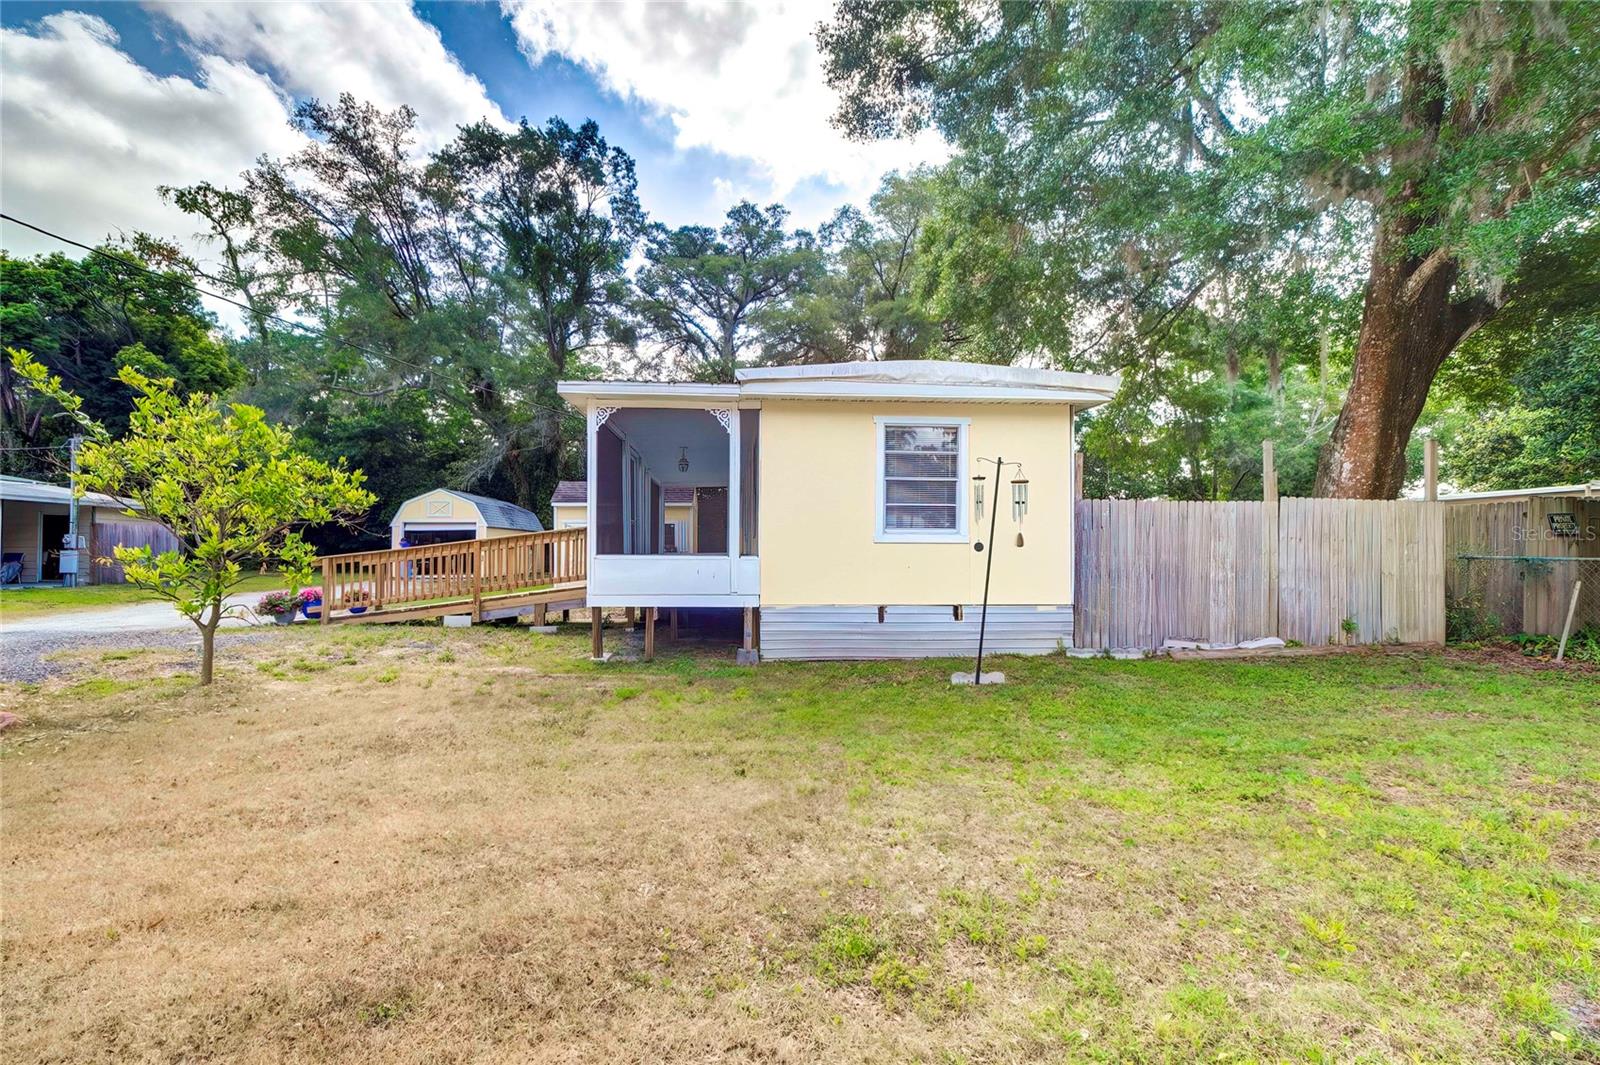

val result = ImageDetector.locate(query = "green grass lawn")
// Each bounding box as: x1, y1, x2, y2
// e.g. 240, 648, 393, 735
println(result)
0, 572, 286, 621
2, 626, 1596, 1061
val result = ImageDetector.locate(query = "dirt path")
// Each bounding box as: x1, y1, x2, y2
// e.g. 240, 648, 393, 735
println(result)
0, 594, 272, 682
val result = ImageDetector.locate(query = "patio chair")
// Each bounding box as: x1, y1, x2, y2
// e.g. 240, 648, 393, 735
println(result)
1, 552, 23, 585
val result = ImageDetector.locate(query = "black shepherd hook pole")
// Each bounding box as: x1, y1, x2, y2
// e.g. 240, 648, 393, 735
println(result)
966, 457, 1004, 681
973, 455, 1008, 684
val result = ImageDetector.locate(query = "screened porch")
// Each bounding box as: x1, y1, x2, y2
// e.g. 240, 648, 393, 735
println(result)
582, 401, 759, 608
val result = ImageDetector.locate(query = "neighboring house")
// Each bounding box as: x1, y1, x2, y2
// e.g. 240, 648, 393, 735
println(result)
1435, 481, 1600, 504
556, 360, 1119, 659
389, 488, 544, 548
0, 475, 174, 585
551, 480, 698, 553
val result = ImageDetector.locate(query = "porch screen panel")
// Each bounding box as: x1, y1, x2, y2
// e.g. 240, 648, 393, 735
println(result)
883, 424, 959, 531
696, 487, 728, 554
595, 425, 624, 553
740, 408, 759, 556
650, 481, 662, 554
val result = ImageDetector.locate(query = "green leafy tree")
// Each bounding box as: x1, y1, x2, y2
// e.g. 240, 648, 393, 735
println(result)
1078, 296, 1342, 500
774, 170, 942, 363
159, 181, 282, 352
1435, 322, 1600, 490
634, 202, 823, 381
0, 248, 243, 477
1422, 226, 1600, 490
10, 349, 374, 685
186, 96, 514, 498
167, 97, 642, 516
293, 389, 480, 549
820, 0, 1600, 497
437, 117, 644, 511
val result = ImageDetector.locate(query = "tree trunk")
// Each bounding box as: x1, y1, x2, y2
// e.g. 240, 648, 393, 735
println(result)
1314, 214, 1481, 499
1313, 55, 1497, 499
198, 618, 218, 686
500, 407, 565, 518
503, 446, 537, 513
717, 324, 738, 383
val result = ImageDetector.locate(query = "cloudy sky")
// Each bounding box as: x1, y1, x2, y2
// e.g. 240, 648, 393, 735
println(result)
0, 1, 940, 280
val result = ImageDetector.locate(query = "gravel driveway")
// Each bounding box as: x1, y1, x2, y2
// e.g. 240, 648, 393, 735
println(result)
0, 594, 268, 683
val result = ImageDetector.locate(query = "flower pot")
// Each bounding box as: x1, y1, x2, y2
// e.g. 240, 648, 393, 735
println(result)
348, 605, 368, 615
272, 612, 295, 626
301, 599, 322, 620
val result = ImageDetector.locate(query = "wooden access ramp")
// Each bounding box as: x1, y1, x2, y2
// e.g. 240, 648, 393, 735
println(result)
315, 527, 586, 625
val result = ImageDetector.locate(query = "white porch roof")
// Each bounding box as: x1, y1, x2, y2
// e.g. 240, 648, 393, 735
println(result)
557, 360, 1121, 407
556, 381, 739, 405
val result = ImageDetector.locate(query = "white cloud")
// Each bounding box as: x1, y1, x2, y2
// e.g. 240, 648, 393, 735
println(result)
146, 1, 510, 148
501, 0, 943, 221
1, 0, 937, 319
1, 4, 507, 327
0, 12, 302, 274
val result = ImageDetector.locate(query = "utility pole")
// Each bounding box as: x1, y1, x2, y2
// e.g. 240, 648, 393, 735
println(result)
65, 433, 83, 587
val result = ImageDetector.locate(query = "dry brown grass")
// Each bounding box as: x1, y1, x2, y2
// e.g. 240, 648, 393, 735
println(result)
2, 623, 1596, 1062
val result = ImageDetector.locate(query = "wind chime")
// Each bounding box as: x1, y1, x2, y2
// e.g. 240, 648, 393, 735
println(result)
970, 456, 1028, 684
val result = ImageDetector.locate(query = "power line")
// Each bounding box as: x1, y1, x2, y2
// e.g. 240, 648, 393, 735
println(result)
0, 210, 455, 386
0, 211, 582, 421
3, 213, 288, 323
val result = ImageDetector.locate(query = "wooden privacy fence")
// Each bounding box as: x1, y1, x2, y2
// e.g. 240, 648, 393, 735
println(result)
1074, 498, 1445, 650
1444, 496, 1600, 635
317, 527, 585, 623
91, 521, 182, 584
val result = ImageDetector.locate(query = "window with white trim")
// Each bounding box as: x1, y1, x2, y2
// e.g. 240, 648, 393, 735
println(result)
877, 418, 968, 541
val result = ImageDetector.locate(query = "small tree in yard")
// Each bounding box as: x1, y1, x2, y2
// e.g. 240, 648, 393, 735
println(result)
9, 349, 374, 685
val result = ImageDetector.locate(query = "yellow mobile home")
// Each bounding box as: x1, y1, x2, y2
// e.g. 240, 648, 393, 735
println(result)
556, 360, 1119, 661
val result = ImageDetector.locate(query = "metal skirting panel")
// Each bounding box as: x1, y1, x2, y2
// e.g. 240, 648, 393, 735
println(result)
588, 593, 759, 608
759, 605, 1073, 661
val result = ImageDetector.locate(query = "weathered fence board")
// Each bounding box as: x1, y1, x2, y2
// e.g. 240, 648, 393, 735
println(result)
1074, 498, 1445, 649
1073, 500, 1267, 649
91, 521, 181, 584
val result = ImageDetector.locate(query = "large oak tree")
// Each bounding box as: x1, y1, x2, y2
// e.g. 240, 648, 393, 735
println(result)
819, 0, 1600, 497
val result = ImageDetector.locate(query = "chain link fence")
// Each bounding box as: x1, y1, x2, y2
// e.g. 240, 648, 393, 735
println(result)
1448, 554, 1600, 647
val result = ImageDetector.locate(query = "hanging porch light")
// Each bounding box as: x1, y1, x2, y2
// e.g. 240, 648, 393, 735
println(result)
677, 446, 690, 473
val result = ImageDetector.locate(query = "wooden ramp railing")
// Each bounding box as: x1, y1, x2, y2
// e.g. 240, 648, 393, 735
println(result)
316, 527, 586, 624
